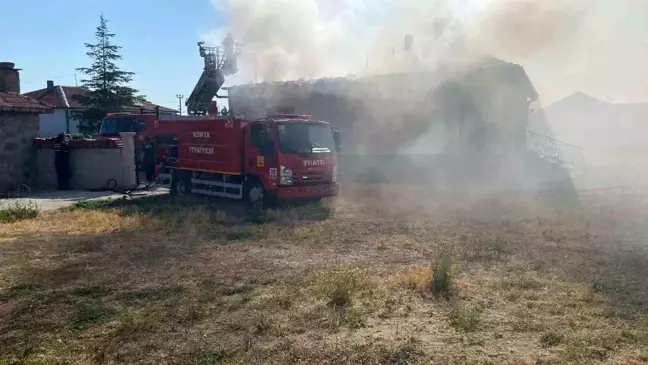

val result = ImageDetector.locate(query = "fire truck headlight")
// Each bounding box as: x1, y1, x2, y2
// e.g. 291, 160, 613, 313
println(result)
332, 165, 338, 183
280, 165, 293, 185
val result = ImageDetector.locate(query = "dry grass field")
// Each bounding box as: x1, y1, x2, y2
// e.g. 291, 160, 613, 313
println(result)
1, 185, 648, 364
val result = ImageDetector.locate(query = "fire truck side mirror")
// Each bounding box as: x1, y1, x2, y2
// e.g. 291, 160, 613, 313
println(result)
332, 128, 341, 153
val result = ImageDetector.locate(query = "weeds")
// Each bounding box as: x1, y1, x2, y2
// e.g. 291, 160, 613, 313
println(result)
396, 267, 434, 292
71, 285, 111, 298
381, 341, 424, 365
540, 331, 565, 347
116, 310, 162, 337
430, 254, 454, 299
449, 301, 482, 332
0, 200, 39, 223
225, 228, 256, 242
193, 349, 231, 365
312, 267, 369, 308
71, 199, 115, 211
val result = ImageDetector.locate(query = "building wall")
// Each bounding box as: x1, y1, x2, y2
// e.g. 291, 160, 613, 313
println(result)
0, 112, 39, 194
39, 109, 80, 137
35, 148, 124, 190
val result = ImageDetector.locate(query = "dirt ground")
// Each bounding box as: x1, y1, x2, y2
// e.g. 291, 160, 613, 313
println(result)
1, 185, 647, 364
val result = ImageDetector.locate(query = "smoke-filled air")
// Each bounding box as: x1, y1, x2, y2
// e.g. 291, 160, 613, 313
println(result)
209, 0, 648, 192
211, 0, 648, 105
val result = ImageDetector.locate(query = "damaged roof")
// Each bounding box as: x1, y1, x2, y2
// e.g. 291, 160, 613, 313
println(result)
0, 92, 53, 113
225, 56, 538, 102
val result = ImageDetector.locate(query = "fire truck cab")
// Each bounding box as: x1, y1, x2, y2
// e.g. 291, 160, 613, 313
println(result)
142, 114, 340, 205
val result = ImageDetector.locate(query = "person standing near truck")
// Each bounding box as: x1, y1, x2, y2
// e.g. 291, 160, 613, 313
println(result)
143, 137, 156, 182
53, 133, 72, 190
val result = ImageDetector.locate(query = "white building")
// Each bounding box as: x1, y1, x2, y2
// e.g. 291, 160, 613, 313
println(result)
24, 80, 178, 137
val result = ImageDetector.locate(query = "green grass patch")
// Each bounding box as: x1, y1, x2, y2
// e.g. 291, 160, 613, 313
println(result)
71, 285, 111, 298
220, 284, 255, 296
225, 229, 256, 242
71, 199, 115, 211
541, 331, 566, 347
192, 349, 232, 365
0, 200, 40, 223
0, 283, 43, 300
72, 304, 116, 330
120, 286, 185, 302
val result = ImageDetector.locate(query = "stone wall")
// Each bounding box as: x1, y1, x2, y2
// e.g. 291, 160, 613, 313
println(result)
0, 112, 39, 194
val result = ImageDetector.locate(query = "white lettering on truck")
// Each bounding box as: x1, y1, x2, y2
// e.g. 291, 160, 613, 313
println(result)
192, 131, 211, 138
304, 160, 325, 167
189, 146, 215, 155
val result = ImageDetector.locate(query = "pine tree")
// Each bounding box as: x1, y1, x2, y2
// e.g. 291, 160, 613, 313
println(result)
73, 15, 140, 134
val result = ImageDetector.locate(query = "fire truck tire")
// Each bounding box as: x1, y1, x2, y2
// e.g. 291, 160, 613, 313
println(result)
171, 170, 191, 196
244, 178, 265, 207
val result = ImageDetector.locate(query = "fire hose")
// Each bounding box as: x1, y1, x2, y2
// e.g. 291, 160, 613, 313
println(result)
91, 158, 173, 199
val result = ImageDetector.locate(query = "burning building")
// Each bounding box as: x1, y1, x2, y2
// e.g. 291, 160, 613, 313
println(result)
226, 56, 574, 194
226, 56, 537, 157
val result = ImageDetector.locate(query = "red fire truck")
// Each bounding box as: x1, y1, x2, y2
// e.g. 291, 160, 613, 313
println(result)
139, 113, 340, 205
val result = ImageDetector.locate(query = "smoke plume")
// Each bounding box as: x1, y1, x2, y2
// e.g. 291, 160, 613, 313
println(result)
209, 0, 647, 105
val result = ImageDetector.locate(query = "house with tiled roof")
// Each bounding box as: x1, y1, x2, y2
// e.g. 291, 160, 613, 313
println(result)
24, 81, 178, 137
0, 62, 53, 194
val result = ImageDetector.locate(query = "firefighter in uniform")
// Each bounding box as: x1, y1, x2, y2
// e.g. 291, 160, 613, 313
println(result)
143, 137, 156, 182
53, 133, 72, 190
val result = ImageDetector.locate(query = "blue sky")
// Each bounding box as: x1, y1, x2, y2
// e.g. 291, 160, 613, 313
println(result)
1, 0, 224, 111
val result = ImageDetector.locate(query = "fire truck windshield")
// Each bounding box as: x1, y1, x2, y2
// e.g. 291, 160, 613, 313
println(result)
99, 117, 135, 136
278, 123, 336, 154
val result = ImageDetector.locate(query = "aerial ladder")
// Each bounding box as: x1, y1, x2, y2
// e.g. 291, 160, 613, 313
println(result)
186, 34, 239, 116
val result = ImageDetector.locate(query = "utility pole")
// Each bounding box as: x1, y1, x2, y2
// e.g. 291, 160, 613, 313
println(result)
176, 94, 184, 115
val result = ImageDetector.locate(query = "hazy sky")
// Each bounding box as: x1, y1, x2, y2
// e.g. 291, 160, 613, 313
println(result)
2, 0, 647, 109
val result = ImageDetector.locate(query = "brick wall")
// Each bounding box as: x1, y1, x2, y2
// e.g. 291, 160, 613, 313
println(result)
0, 112, 39, 194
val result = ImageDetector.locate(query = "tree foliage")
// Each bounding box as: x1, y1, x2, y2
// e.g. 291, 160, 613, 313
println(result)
72, 15, 141, 133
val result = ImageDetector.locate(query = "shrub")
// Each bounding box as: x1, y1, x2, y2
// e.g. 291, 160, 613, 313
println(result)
313, 267, 369, 308
397, 267, 434, 292
541, 331, 566, 347
0, 200, 40, 223
430, 254, 454, 299
449, 301, 482, 332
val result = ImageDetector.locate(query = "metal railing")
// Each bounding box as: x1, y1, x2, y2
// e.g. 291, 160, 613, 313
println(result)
526, 131, 585, 168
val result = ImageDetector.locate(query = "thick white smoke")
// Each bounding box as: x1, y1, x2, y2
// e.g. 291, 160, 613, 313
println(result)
209, 0, 648, 104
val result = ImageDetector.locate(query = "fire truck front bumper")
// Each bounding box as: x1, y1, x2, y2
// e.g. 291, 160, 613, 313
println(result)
276, 183, 339, 200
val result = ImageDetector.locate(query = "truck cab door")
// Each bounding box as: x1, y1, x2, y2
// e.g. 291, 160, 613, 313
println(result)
245, 123, 277, 188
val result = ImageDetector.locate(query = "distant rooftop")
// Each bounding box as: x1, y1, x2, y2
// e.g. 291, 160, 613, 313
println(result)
24, 81, 178, 114
0, 92, 53, 113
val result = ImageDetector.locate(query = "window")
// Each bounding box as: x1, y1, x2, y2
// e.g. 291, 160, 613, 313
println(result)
277, 123, 336, 154
250, 124, 274, 156
250, 124, 267, 149
99, 118, 134, 137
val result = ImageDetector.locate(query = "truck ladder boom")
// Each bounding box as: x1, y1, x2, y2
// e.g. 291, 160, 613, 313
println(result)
186, 36, 238, 116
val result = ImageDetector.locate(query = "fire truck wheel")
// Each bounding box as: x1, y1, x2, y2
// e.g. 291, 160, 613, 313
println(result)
244, 180, 265, 207
171, 171, 191, 196
176, 178, 191, 196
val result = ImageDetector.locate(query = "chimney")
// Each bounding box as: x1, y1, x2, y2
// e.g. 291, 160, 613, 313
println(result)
47, 80, 55, 90
0, 62, 20, 93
